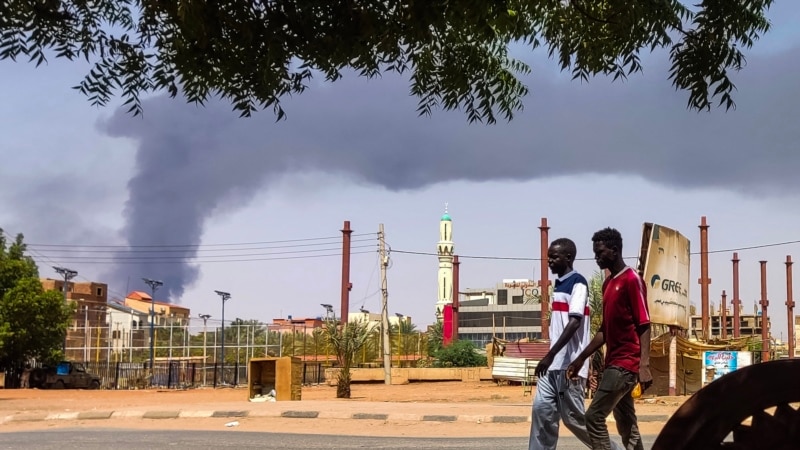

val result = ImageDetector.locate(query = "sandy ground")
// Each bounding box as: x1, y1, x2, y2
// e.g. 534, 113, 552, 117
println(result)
0, 382, 686, 438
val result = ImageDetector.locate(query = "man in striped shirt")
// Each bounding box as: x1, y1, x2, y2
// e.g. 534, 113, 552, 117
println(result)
567, 227, 652, 450
529, 237, 599, 450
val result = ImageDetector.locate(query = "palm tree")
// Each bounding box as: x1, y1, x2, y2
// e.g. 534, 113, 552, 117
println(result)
588, 271, 605, 336
323, 318, 372, 398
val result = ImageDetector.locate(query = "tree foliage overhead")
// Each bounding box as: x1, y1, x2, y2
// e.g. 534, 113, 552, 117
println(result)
0, 0, 774, 122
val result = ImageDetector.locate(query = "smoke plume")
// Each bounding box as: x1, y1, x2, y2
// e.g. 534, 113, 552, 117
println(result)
100, 45, 800, 301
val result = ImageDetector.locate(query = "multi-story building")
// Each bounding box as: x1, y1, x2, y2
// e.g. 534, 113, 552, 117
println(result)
124, 291, 191, 326
41, 278, 111, 360
106, 301, 149, 360
270, 312, 412, 334
40, 278, 109, 327
457, 279, 543, 349
689, 310, 770, 340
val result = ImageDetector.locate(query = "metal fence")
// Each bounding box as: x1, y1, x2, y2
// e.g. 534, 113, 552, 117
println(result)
3, 323, 427, 389
4, 360, 319, 390
63, 323, 427, 368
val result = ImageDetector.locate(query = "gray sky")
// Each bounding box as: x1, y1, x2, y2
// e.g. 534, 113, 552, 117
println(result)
1, 3, 799, 340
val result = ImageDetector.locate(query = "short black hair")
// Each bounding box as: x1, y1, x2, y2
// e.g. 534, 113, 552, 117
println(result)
592, 227, 623, 252
550, 237, 577, 260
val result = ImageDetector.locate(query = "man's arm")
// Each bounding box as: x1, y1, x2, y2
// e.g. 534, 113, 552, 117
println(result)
637, 324, 653, 389
535, 316, 582, 376
566, 331, 605, 380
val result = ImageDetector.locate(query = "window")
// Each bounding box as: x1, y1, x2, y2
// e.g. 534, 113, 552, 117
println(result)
512, 295, 523, 304
497, 289, 508, 305
112, 330, 121, 339
96, 287, 103, 297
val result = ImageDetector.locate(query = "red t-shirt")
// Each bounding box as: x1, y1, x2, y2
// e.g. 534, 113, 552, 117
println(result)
601, 267, 650, 373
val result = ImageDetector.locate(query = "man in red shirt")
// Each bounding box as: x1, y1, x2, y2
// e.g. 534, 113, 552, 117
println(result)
567, 227, 652, 450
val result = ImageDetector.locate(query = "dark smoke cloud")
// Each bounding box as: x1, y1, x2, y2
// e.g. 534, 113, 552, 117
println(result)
100, 45, 800, 301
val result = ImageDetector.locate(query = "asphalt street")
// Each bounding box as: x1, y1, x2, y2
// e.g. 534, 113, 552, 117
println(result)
0, 429, 658, 449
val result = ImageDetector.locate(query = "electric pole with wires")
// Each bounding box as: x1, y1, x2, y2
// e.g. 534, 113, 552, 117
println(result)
378, 223, 391, 385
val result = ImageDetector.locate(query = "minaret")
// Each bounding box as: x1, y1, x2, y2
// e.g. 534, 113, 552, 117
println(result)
436, 203, 454, 320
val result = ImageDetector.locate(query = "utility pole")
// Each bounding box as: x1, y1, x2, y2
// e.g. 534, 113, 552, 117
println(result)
215, 290, 231, 384
199, 314, 211, 384
378, 223, 391, 385
340, 221, 353, 325
53, 266, 78, 355
142, 278, 163, 377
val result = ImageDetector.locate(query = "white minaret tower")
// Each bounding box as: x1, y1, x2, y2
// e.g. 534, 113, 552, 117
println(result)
435, 203, 454, 320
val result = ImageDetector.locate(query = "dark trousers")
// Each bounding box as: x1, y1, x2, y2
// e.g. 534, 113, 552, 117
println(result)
585, 366, 643, 450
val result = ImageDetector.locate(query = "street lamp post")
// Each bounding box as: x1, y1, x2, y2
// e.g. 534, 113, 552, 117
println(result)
321, 304, 334, 321
214, 290, 231, 384
53, 266, 78, 356
142, 278, 163, 376
199, 314, 211, 385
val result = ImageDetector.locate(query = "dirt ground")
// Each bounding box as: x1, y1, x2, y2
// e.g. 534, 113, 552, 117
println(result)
0, 381, 686, 438
0, 380, 685, 414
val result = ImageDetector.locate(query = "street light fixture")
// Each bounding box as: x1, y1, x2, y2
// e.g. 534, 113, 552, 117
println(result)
53, 266, 78, 355
199, 313, 211, 385
214, 290, 231, 381
142, 278, 163, 375
320, 304, 334, 320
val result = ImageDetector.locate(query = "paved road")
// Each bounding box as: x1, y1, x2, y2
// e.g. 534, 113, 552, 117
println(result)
1, 429, 657, 449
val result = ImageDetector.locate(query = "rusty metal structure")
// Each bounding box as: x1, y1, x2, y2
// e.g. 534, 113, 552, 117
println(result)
720, 290, 728, 339
732, 252, 741, 338
452, 254, 460, 342
698, 216, 711, 341
538, 217, 550, 340
759, 260, 769, 362
786, 255, 795, 359
340, 220, 353, 325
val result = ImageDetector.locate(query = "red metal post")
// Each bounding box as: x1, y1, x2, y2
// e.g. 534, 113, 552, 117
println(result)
452, 255, 460, 343
539, 218, 550, 340
698, 216, 711, 342
721, 290, 727, 339
340, 221, 353, 325
732, 252, 741, 338
759, 260, 769, 362
786, 255, 795, 359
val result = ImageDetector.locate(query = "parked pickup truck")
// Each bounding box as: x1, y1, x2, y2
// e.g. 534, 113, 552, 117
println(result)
44, 361, 101, 389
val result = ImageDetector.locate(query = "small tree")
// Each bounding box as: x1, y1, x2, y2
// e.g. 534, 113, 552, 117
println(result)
323, 319, 371, 399
427, 320, 444, 356
434, 340, 487, 368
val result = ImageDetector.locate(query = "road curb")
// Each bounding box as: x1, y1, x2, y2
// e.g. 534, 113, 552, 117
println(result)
0, 410, 672, 425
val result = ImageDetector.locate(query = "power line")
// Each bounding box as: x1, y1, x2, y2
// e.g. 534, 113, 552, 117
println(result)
391, 237, 800, 261
35, 250, 376, 265
31, 244, 377, 261
25, 233, 377, 249
28, 237, 377, 254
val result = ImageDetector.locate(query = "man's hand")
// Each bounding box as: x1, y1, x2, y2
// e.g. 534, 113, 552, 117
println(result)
588, 370, 598, 391
638, 365, 653, 392
535, 353, 554, 378
566, 358, 585, 380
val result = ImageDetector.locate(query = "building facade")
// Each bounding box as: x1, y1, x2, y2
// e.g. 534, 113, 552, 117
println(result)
124, 291, 191, 326
457, 279, 543, 348
689, 312, 770, 340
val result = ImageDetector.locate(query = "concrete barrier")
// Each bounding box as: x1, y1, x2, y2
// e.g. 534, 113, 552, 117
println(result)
324, 367, 493, 385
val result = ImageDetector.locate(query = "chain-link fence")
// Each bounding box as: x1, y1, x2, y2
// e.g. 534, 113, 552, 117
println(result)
2, 323, 431, 389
